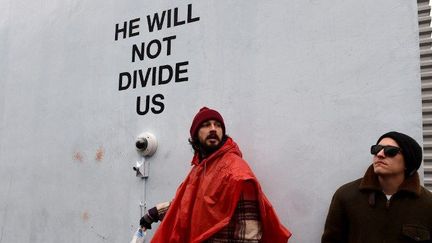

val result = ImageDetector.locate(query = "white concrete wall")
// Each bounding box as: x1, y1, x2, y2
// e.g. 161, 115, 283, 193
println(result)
0, 1, 422, 242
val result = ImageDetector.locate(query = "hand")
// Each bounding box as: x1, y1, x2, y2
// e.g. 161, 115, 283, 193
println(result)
140, 215, 152, 230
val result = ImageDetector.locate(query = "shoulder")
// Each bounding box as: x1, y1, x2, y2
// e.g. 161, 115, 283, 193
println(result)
219, 152, 255, 179
408, 187, 432, 217
332, 178, 363, 201
336, 178, 362, 192
419, 186, 432, 201
221, 150, 248, 167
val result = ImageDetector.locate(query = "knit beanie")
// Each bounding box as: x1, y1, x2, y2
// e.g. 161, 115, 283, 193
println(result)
190, 107, 225, 138
376, 131, 423, 176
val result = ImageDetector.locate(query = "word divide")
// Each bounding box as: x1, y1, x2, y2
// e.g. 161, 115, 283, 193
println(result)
114, 3, 200, 40
118, 61, 189, 91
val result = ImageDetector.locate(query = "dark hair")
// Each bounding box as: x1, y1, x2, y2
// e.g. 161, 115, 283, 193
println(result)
188, 136, 201, 152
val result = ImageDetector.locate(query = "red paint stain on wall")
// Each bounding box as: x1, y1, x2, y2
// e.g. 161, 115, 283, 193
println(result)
73, 151, 83, 162
81, 211, 90, 222
96, 146, 104, 161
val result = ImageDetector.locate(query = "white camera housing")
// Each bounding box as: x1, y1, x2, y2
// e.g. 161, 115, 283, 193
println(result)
135, 132, 158, 157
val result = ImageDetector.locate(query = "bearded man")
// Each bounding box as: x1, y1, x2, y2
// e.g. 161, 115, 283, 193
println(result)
140, 107, 291, 243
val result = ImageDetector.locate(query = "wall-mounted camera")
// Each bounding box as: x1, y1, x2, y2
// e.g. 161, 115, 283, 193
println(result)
135, 132, 157, 157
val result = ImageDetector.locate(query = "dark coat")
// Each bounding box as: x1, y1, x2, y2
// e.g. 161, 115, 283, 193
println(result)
322, 165, 432, 243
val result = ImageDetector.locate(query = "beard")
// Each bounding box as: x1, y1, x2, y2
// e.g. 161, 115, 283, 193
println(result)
200, 134, 223, 155
201, 142, 221, 154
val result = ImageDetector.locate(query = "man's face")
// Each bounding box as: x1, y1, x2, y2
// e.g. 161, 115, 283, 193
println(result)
372, 137, 405, 177
197, 119, 223, 150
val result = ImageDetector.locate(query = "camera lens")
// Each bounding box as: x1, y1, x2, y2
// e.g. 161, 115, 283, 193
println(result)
136, 139, 148, 150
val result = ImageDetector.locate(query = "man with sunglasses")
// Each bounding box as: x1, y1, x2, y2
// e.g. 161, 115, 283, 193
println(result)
322, 131, 432, 243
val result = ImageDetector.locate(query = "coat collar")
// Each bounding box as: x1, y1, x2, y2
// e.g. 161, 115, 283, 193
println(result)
359, 165, 421, 196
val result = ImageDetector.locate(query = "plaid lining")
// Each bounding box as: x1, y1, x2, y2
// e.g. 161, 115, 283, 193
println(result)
205, 197, 262, 243
155, 201, 170, 221
147, 201, 171, 223
150, 198, 262, 242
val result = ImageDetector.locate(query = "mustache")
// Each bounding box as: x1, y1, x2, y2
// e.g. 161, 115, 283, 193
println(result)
206, 133, 220, 140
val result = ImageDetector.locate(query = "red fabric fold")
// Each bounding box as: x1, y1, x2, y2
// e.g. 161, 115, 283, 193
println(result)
151, 137, 291, 243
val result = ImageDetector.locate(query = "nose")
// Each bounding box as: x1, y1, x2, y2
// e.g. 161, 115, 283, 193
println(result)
209, 123, 217, 131
376, 148, 385, 158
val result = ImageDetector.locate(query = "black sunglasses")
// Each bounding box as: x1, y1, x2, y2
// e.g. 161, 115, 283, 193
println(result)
370, 145, 401, 157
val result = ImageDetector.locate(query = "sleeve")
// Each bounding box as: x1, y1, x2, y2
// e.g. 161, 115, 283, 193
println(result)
140, 201, 171, 229
237, 180, 262, 241
321, 190, 348, 243
152, 201, 171, 221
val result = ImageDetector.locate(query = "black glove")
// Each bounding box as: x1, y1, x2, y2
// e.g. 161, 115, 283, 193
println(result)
140, 215, 152, 229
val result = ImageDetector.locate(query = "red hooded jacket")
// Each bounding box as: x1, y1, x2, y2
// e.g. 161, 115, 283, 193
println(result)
151, 137, 291, 243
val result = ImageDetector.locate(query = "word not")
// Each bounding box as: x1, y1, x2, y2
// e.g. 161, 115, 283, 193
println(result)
119, 61, 189, 91
132, 35, 176, 62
